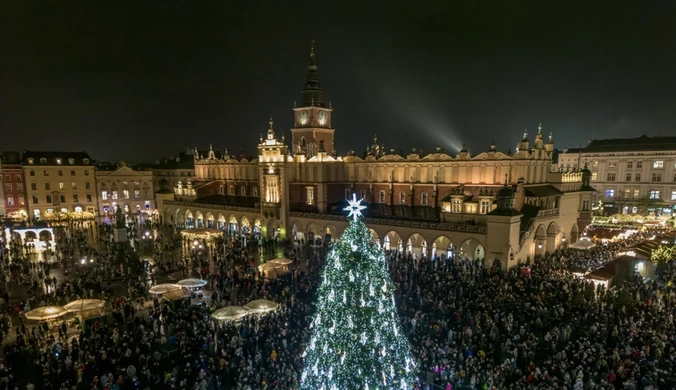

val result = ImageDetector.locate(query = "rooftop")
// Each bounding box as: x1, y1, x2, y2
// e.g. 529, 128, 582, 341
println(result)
566, 135, 676, 154
22, 151, 93, 166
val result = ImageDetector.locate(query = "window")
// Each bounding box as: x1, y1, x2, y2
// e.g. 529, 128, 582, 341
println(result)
123, 181, 128, 186
229, 186, 235, 195
17, 184, 22, 192
134, 190, 140, 199
582, 200, 590, 211
652, 173, 662, 182
101, 191, 108, 200
27, 159, 34, 165
29, 170, 35, 176
399, 192, 406, 204
253, 187, 258, 197
112, 191, 118, 199
73, 194, 79, 202
71, 182, 78, 189
608, 162, 617, 168
30, 183, 37, 190
653, 160, 664, 168
649, 190, 661, 200
44, 183, 50, 190
18, 196, 24, 205
592, 161, 599, 168
636, 161, 643, 168
43, 170, 49, 176
421, 192, 428, 205
57, 170, 63, 176
70, 170, 76, 176
56, 158, 62, 165
452, 198, 462, 213
59, 182, 64, 189
591, 172, 597, 181
123, 190, 130, 199
4, 184, 11, 193
605, 189, 615, 198
360, 190, 366, 199
627, 161, 633, 169
85, 182, 91, 190
3, 174, 9, 182
144, 190, 149, 198
60, 195, 66, 203
633, 189, 640, 198
40, 158, 47, 163
84, 170, 89, 176
671, 191, 676, 201
379, 190, 385, 203
626, 173, 632, 182
241, 186, 246, 196
7, 196, 13, 206
345, 189, 350, 199
306, 187, 314, 205
624, 188, 631, 198
635, 173, 641, 182
480, 199, 491, 214
32, 195, 38, 204
46, 195, 52, 203
606, 173, 616, 181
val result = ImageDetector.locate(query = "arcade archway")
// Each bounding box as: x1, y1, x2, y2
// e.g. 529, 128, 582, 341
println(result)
432, 235, 453, 259
241, 216, 251, 235
570, 224, 579, 244
185, 210, 194, 228
459, 238, 485, 261
195, 211, 204, 229
228, 215, 238, 236
534, 224, 547, 256
405, 233, 427, 259
217, 214, 226, 230
546, 222, 558, 252
383, 231, 402, 252
206, 213, 215, 229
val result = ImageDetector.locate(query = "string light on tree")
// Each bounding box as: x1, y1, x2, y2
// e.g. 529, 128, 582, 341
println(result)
300, 195, 416, 390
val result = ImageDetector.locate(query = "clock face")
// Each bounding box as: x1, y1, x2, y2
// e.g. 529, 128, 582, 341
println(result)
299, 111, 308, 121
318, 111, 325, 121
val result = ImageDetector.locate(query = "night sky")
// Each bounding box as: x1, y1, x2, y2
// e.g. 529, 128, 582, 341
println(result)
1, 1, 675, 163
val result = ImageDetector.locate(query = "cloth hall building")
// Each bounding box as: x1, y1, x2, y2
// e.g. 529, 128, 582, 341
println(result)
157, 45, 595, 270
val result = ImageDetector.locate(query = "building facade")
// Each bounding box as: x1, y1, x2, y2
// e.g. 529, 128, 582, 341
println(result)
0, 152, 26, 218
557, 135, 676, 216
95, 161, 155, 219
158, 45, 595, 269
151, 150, 196, 196
22, 151, 97, 220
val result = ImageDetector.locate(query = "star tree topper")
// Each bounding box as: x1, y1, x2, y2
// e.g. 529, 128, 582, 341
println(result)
344, 193, 367, 221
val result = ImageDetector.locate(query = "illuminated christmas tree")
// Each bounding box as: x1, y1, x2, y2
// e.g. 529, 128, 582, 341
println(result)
300, 195, 416, 390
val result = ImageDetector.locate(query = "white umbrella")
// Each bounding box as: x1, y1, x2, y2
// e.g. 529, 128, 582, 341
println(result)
269, 257, 293, 265
64, 299, 105, 313
25, 306, 67, 321
177, 278, 207, 288
244, 299, 279, 313
258, 262, 283, 271
149, 284, 180, 295
212, 306, 250, 321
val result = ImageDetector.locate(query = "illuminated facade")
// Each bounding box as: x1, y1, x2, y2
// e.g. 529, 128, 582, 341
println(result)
0, 152, 27, 218
95, 161, 155, 218
557, 135, 676, 216
22, 151, 97, 220
159, 45, 595, 269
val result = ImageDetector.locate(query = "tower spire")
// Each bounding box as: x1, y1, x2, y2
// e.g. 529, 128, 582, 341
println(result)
310, 40, 315, 66
300, 40, 325, 107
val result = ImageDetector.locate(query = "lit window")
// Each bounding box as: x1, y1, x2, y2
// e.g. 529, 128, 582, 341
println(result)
649, 190, 661, 200
101, 191, 108, 200
134, 190, 140, 199
59, 182, 64, 189
633, 189, 640, 198
480, 199, 491, 214
306, 187, 315, 205
653, 160, 664, 168
379, 190, 385, 203
27, 159, 34, 165
123, 190, 130, 199
71, 182, 78, 189
56, 158, 62, 165
18, 196, 24, 205
607, 162, 617, 168
591, 172, 597, 181
671, 191, 676, 201
421, 192, 428, 205
624, 188, 630, 198
452, 198, 462, 213
7, 196, 13, 206
592, 161, 598, 168
112, 191, 118, 199
74, 206, 82, 213
605, 189, 615, 198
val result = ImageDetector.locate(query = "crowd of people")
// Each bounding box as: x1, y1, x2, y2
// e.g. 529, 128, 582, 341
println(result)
0, 217, 673, 389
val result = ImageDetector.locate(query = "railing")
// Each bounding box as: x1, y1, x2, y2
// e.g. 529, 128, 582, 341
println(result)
536, 207, 559, 218
165, 200, 258, 213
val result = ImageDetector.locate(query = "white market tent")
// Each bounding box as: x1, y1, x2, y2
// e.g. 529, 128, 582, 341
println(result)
244, 299, 279, 313
212, 306, 250, 321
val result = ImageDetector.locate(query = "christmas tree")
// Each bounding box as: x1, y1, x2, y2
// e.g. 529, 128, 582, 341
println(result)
300, 195, 417, 390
